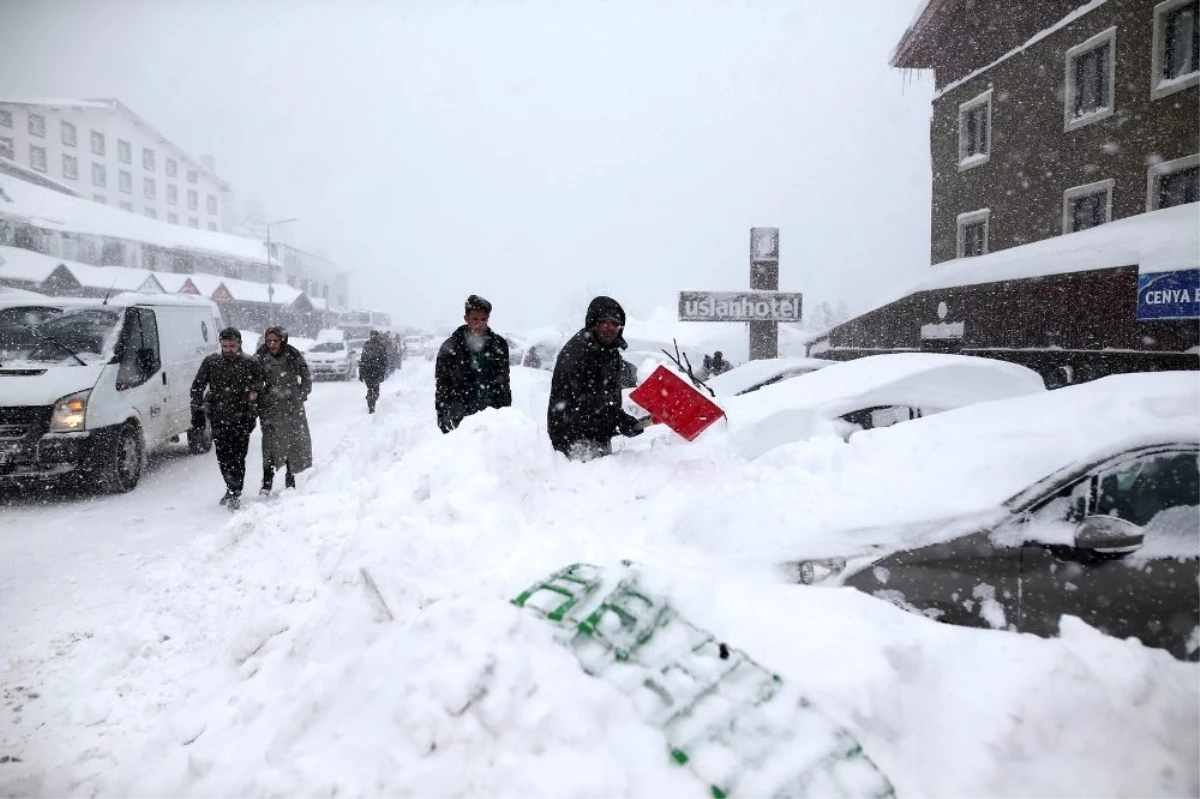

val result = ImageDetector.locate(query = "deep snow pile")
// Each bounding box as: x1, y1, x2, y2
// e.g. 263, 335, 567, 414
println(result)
1, 362, 1196, 798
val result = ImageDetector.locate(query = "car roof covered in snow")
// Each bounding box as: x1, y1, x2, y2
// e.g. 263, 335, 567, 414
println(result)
702, 370, 1200, 561
719, 353, 1047, 457
703, 356, 834, 397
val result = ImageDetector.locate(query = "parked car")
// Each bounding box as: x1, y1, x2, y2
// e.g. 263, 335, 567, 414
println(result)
0, 293, 224, 492
307, 339, 357, 380
703, 356, 833, 397
720, 352, 1047, 458
789, 371, 1199, 660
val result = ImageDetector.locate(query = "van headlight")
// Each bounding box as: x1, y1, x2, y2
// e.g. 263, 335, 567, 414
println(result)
796, 558, 847, 585
50, 390, 90, 432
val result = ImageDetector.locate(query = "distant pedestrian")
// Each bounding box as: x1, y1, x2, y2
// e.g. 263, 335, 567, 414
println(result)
256, 326, 313, 494
547, 296, 647, 460
435, 294, 512, 432
710, 351, 731, 376
358, 330, 390, 413
190, 327, 265, 509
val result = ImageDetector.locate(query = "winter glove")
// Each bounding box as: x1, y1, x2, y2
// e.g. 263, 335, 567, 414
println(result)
191, 409, 206, 430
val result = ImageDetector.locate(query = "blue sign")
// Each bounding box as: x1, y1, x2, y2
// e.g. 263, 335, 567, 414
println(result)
1137, 269, 1200, 320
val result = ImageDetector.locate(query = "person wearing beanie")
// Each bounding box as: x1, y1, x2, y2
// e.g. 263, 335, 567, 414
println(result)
546, 296, 647, 460
189, 327, 265, 509
434, 294, 511, 432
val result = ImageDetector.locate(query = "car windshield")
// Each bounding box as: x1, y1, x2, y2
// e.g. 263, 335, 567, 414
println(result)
310, 341, 345, 353
23, 308, 122, 363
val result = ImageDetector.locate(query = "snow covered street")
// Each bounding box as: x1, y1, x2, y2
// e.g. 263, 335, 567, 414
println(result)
1, 361, 1197, 798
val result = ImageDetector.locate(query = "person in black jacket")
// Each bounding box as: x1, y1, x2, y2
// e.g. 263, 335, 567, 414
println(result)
358, 331, 389, 414
435, 294, 512, 433
190, 327, 265, 508
547, 296, 646, 460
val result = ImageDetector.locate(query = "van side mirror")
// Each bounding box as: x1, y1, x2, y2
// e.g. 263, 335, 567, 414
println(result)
1075, 515, 1144, 554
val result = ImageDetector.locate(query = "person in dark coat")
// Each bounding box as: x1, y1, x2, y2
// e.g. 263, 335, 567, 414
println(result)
435, 294, 512, 433
547, 296, 646, 460
358, 330, 390, 414
256, 326, 313, 494
190, 327, 265, 508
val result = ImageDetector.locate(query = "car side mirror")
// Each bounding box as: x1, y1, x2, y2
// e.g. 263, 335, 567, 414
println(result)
1075, 515, 1144, 554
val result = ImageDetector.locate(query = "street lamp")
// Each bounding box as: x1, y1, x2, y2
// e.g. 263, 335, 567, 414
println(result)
265, 217, 298, 328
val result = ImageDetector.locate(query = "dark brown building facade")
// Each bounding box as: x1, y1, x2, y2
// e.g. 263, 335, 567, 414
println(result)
896, 0, 1198, 264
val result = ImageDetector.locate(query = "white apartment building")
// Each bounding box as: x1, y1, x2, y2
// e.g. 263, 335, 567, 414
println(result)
0, 98, 228, 232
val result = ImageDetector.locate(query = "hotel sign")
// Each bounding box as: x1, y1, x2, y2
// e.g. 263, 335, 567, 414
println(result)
678, 291, 804, 323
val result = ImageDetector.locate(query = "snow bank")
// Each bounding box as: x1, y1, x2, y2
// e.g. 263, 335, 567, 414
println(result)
2, 362, 1195, 798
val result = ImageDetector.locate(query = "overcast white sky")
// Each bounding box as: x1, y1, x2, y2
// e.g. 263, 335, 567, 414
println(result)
0, 0, 933, 334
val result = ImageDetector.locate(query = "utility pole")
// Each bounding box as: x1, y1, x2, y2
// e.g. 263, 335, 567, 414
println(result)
265, 217, 298, 329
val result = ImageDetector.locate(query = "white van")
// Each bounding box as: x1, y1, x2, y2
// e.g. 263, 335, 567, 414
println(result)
0, 292, 224, 492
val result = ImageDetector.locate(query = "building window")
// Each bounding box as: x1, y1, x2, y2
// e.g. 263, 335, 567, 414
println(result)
207, 222, 218, 232
206, 194, 217, 214
187, 169, 198, 184
1062, 178, 1114, 233
1147, 153, 1200, 209
0, 136, 12, 160
144, 177, 156, 199
119, 201, 133, 211
62, 153, 78, 179
143, 148, 156, 171
0, 109, 10, 127
188, 217, 199, 229
1152, 0, 1200, 98
92, 162, 107, 187
958, 89, 992, 169
167, 184, 178, 204
145, 208, 157, 219
118, 139, 131, 164
168, 212, 179, 224
91, 130, 105, 155
28, 113, 45, 138
61, 121, 76, 147
166, 158, 177, 177
188, 189, 198, 210
1065, 27, 1117, 130
29, 145, 46, 172
956, 209, 990, 258
119, 170, 132, 193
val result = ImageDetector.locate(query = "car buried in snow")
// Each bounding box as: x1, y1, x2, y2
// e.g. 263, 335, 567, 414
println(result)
717, 352, 1047, 458
787, 371, 1200, 661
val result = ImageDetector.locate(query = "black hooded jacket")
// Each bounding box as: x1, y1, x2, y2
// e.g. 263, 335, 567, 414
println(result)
547, 296, 640, 454
435, 325, 512, 432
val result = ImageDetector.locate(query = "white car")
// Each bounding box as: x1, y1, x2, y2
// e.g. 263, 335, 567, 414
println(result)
702, 356, 833, 397
307, 340, 356, 381
718, 352, 1047, 459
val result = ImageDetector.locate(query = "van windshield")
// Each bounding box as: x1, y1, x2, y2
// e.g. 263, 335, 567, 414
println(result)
24, 308, 122, 363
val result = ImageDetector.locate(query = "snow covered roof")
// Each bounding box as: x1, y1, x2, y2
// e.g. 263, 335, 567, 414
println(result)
856, 205, 1200, 321
0, 246, 164, 292
0, 174, 265, 263
0, 98, 111, 109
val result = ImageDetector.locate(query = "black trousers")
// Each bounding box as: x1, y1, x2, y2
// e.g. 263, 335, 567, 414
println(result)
365, 379, 381, 409
212, 423, 253, 494
263, 461, 295, 490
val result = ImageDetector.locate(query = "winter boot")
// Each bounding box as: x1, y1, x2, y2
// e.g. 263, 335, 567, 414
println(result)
220, 489, 236, 506
227, 492, 241, 511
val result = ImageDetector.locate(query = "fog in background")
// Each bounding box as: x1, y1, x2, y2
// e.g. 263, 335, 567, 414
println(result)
0, 0, 933, 334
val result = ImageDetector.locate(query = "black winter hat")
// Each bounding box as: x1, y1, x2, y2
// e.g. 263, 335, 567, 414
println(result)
219, 327, 242, 342
465, 294, 492, 315
585, 296, 625, 328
